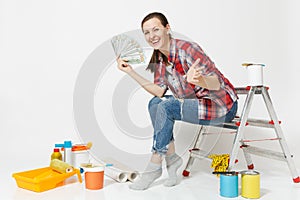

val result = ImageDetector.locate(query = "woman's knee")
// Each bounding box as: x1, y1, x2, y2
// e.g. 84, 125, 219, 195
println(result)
148, 96, 162, 111
225, 101, 238, 122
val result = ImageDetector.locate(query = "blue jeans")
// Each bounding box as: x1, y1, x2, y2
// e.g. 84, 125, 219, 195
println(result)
148, 95, 238, 155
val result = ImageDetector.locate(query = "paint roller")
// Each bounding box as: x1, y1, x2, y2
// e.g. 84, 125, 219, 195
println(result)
50, 159, 74, 173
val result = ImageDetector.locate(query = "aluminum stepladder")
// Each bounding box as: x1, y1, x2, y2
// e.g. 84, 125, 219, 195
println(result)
182, 85, 300, 183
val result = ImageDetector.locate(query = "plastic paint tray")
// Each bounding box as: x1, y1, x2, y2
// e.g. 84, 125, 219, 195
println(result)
12, 166, 82, 192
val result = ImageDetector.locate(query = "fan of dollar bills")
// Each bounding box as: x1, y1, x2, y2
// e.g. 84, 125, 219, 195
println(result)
111, 34, 145, 64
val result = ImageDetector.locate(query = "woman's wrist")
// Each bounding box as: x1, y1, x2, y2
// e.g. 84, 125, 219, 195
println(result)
127, 68, 135, 76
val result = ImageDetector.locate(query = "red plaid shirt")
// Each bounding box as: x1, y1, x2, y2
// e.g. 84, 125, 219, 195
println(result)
154, 38, 238, 120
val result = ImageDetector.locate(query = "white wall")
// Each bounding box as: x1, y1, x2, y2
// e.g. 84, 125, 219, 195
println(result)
1, 0, 299, 173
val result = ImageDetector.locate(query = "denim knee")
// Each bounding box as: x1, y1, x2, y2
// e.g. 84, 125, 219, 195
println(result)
225, 101, 238, 122
148, 96, 162, 111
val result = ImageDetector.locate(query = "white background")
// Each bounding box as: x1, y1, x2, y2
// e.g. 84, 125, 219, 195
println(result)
1, 0, 300, 198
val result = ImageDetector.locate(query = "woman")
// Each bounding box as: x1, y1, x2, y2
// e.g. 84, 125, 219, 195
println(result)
117, 12, 238, 190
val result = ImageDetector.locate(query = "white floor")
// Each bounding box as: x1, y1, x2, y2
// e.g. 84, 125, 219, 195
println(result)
2, 154, 300, 200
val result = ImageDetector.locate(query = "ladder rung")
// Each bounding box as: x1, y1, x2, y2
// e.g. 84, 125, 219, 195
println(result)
232, 117, 280, 128
203, 117, 281, 135
213, 122, 238, 130
206, 116, 281, 130
189, 149, 211, 160
235, 86, 264, 95
235, 86, 251, 94
241, 145, 288, 162
242, 138, 281, 143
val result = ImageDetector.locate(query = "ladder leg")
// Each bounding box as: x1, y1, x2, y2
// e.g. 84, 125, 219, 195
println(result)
228, 87, 256, 171
262, 87, 300, 183
241, 143, 255, 169
183, 126, 206, 176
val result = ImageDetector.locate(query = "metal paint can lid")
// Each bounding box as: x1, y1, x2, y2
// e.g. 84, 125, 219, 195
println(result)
222, 173, 238, 176
240, 170, 260, 175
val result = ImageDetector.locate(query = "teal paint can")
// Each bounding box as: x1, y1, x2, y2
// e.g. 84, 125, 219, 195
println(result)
220, 173, 238, 198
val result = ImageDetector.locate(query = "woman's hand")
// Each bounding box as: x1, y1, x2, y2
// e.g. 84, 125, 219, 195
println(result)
185, 58, 221, 90
186, 58, 204, 84
117, 57, 133, 73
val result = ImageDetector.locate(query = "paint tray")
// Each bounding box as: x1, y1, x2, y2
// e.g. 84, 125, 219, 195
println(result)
12, 166, 82, 192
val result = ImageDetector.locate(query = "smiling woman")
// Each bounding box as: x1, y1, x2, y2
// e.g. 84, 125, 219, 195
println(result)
115, 12, 238, 190
142, 16, 171, 56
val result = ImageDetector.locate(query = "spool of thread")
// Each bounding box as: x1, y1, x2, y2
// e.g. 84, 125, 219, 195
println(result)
220, 173, 239, 198
50, 159, 74, 173
241, 170, 260, 199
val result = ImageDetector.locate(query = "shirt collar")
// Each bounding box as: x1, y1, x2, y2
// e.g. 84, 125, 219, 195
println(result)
168, 38, 176, 64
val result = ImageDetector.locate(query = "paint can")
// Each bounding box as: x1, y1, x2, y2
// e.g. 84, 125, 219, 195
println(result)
71, 144, 90, 169
244, 64, 265, 86
81, 164, 105, 190
220, 173, 239, 198
241, 170, 260, 199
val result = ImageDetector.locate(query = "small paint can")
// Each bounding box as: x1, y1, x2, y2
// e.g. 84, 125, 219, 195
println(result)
241, 170, 260, 199
71, 144, 90, 169
220, 173, 239, 198
81, 164, 104, 190
244, 64, 265, 86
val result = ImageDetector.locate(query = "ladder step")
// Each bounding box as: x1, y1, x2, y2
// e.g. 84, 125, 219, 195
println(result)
235, 86, 264, 95
212, 122, 238, 130
205, 117, 281, 130
232, 117, 280, 128
241, 145, 288, 162
242, 137, 281, 143
189, 148, 211, 160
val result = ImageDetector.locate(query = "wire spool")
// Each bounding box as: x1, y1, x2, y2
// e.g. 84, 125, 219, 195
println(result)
220, 173, 239, 198
50, 159, 74, 173
241, 170, 260, 199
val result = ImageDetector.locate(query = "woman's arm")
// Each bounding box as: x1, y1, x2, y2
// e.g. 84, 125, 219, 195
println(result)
186, 58, 221, 91
117, 58, 166, 97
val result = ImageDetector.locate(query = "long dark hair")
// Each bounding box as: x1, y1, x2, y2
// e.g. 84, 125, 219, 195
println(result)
141, 12, 170, 72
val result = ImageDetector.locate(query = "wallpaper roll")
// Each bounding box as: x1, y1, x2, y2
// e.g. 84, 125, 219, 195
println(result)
102, 157, 139, 182
104, 166, 128, 183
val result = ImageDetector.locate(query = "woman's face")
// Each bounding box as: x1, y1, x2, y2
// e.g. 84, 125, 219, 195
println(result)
142, 17, 170, 51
